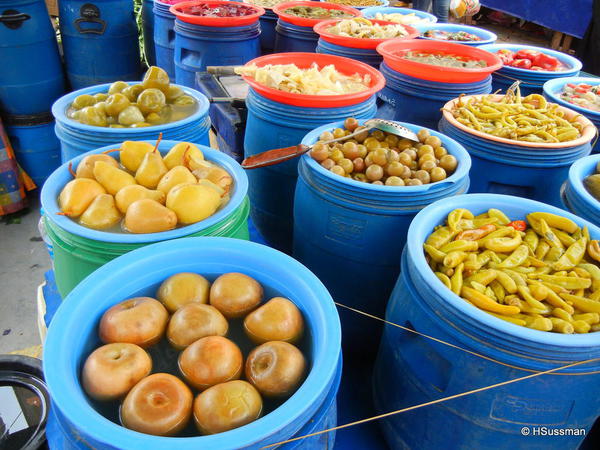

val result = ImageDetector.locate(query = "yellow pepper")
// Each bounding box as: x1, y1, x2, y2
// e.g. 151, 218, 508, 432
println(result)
559, 293, 600, 313
440, 240, 478, 253
484, 231, 523, 253
527, 212, 579, 234
423, 244, 446, 263
497, 244, 529, 268
425, 226, 456, 249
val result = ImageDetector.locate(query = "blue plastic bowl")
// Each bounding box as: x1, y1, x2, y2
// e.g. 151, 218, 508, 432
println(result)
40, 140, 248, 244
43, 236, 342, 450
361, 5, 436, 23
563, 154, 600, 227
413, 23, 497, 46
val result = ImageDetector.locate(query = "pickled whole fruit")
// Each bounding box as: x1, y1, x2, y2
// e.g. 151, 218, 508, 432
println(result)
158, 272, 211, 312
210, 273, 263, 318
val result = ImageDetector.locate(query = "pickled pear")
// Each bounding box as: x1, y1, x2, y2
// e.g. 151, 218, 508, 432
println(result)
136, 151, 168, 189
76, 154, 119, 179
197, 179, 225, 198
585, 174, 600, 200
124, 199, 177, 233
93, 161, 136, 195
166, 184, 220, 224
163, 142, 204, 170
59, 178, 106, 217
79, 194, 122, 230
120, 141, 155, 172
194, 165, 233, 194
115, 185, 166, 214
157, 166, 196, 194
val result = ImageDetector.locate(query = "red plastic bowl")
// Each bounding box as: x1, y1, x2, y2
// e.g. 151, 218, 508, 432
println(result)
170, 0, 265, 26
314, 19, 419, 50
376, 39, 503, 83
239, 52, 385, 108
273, 1, 360, 27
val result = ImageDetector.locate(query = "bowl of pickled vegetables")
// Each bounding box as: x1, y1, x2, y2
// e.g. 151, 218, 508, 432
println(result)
414, 23, 497, 46
376, 39, 503, 83
362, 6, 437, 24
273, 1, 360, 26
320, 0, 389, 10
314, 17, 419, 49
170, 0, 265, 26
544, 77, 600, 118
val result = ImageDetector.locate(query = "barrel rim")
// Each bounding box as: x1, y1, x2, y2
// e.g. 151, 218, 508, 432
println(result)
313, 19, 419, 50
567, 154, 600, 213
543, 76, 600, 119
412, 22, 498, 46
441, 94, 597, 148
40, 140, 249, 244
406, 193, 600, 347
51, 82, 210, 134
43, 236, 342, 449
272, 1, 361, 27
300, 118, 471, 194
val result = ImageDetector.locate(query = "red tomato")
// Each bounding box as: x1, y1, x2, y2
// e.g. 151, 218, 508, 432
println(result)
514, 49, 539, 61
496, 49, 514, 65
507, 220, 527, 231
511, 58, 532, 69
532, 52, 560, 71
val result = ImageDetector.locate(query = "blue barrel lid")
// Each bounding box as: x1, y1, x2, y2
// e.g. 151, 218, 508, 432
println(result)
361, 5, 436, 22
413, 22, 497, 46
41, 140, 248, 244
544, 77, 600, 120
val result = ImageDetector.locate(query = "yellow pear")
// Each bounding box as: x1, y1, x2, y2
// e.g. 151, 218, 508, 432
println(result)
93, 161, 136, 195
156, 166, 197, 194
115, 185, 166, 214
119, 141, 155, 172
135, 150, 168, 189
193, 164, 233, 193
166, 183, 220, 224
76, 154, 119, 179
163, 142, 204, 170
124, 199, 178, 233
79, 194, 122, 230
58, 178, 106, 217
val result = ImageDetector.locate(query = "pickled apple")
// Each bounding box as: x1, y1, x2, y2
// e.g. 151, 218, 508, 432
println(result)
142, 66, 170, 92
157, 166, 197, 194
166, 184, 221, 224
76, 154, 119, 179
59, 178, 106, 217
118, 105, 144, 126
124, 199, 177, 233
163, 142, 204, 170
105, 93, 131, 117
585, 174, 600, 200
115, 185, 166, 214
120, 141, 155, 172
136, 151, 168, 189
79, 194, 122, 230
93, 161, 136, 195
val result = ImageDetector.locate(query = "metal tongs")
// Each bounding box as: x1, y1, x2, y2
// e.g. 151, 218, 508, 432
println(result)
241, 118, 420, 169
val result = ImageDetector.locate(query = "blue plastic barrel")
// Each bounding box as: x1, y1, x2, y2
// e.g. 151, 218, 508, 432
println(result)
374, 193, 600, 450
174, 19, 261, 89
274, 20, 319, 53
58, 0, 141, 89
361, 5, 436, 22
260, 9, 278, 54
244, 89, 377, 253
562, 154, 600, 228
295, 119, 470, 355
153, 0, 178, 78
377, 62, 492, 129
316, 39, 382, 67
479, 43, 582, 96
438, 101, 595, 207
52, 82, 211, 161
43, 236, 342, 449
0, 0, 65, 115
413, 22, 497, 46
544, 77, 600, 154
4, 114, 61, 188
142, 0, 156, 65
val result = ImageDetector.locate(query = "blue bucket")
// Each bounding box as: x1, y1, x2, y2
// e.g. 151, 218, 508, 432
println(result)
295, 119, 470, 355
244, 88, 377, 254
316, 39, 382, 67
377, 62, 492, 129
142, 0, 156, 65
43, 236, 342, 449
260, 9, 278, 54
174, 19, 261, 89
153, 0, 178, 78
361, 5, 436, 22
479, 44, 582, 96
562, 154, 600, 228
438, 99, 595, 207
413, 23, 497, 46
52, 82, 211, 162
0, 0, 65, 115
374, 193, 600, 450
4, 114, 61, 188
544, 77, 600, 154
274, 19, 319, 53
58, 0, 141, 89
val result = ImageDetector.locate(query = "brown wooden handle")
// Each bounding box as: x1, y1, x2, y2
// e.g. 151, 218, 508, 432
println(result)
241, 145, 310, 169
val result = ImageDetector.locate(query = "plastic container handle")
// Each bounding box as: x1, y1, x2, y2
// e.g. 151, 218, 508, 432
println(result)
0, 10, 31, 29
242, 145, 310, 169
74, 3, 106, 35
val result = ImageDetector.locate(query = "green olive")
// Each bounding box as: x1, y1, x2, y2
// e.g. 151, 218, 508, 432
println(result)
72, 94, 96, 110
165, 85, 184, 102
172, 95, 195, 106
78, 106, 107, 127
108, 81, 129, 95
141, 66, 170, 92
118, 105, 145, 126
121, 85, 145, 102
104, 93, 131, 117
137, 88, 166, 115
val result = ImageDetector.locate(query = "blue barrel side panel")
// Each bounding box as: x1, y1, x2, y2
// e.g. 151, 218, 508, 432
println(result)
153, 0, 176, 78
142, 0, 156, 65
274, 20, 319, 53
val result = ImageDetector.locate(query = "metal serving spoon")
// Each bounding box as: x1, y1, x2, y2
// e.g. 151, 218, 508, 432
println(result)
241, 119, 420, 169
